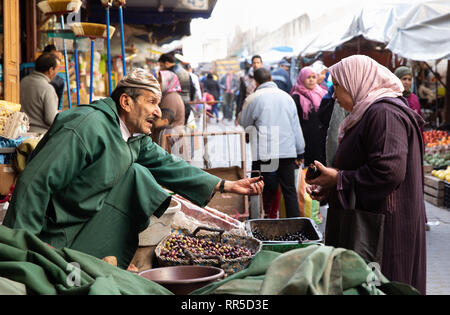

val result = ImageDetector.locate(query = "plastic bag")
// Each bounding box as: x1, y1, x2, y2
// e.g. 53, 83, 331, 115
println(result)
186, 110, 197, 130
297, 168, 322, 224
171, 195, 246, 236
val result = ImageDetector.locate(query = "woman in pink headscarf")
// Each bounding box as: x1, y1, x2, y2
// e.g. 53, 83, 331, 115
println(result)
158, 70, 185, 127
291, 66, 328, 166
305, 55, 426, 294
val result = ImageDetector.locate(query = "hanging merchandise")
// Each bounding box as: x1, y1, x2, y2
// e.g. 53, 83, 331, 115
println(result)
101, 0, 114, 96
96, 52, 106, 96
71, 22, 115, 102
113, 0, 127, 76
37, 0, 83, 109
79, 53, 86, 76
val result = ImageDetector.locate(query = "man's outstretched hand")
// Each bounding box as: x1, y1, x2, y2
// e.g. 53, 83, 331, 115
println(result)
215, 177, 264, 196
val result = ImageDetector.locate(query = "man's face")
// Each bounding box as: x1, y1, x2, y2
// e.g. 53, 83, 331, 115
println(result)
48, 59, 61, 80
153, 118, 169, 130
159, 61, 167, 70
51, 50, 64, 61
159, 61, 172, 71
252, 58, 263, 70
121, 89, 162, 134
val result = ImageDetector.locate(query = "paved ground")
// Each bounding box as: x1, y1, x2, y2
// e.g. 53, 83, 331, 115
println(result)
424, 201, 450, 295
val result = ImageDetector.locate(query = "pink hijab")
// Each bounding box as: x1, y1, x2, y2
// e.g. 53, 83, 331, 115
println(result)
328, 55, 404, 142
291, 66, 327, 120
159, 70, 181, 95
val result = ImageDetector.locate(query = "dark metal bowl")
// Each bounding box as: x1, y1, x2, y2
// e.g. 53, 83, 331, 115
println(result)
138, 265, 224, 295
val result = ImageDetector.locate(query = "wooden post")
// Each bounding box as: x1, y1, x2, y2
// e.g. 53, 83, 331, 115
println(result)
241, 131, 248, 218
3, 0, 20, 103
24, 0, 37, 63
202, 101, 209, 168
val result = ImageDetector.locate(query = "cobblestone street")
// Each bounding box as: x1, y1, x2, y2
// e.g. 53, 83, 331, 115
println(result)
425, 201, 450, 295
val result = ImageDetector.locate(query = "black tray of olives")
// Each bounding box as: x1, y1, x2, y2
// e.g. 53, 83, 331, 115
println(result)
245, 217, 323, 245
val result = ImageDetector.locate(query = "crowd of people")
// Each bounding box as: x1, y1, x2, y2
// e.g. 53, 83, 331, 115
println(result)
231, 53, 427, 294
15, 45, 432, 294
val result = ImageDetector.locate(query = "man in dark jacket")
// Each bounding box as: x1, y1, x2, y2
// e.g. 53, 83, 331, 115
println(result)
271, 59, 292, 94
159, 53, 193, 124
204, 73, 221, 102
220, 68, 239, 120
43, 45, 65, 108
235, 55, 263, 124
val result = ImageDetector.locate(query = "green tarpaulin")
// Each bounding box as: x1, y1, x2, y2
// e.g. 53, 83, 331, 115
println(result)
0, 225, 419, 295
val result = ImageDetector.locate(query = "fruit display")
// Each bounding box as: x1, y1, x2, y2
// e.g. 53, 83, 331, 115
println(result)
431, 167, 450, 181
251, 228, 309, 242
424, 152, 450, 169
159, 233, 255, 261
424, 130, 449, 147
424, 130, 450, 169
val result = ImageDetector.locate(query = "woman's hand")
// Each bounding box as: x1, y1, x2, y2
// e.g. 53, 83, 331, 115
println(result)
305, 160, 339, 189
306, 185, 329, 202
216, 177, 264, 195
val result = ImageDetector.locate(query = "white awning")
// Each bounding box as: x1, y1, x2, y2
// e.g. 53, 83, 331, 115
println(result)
295, 1, 450, 61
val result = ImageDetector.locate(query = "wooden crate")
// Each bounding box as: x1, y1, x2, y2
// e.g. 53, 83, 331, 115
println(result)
423, 165, 433, 173
203, 166, 248, 220
424, 185, 445, 198
424, 174, 445, 207
424, 193, 444, 207
424, 174, 445, 190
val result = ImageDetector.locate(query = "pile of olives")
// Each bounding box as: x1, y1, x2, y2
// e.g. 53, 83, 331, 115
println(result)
251, 228, 309, 242
159, 233, 255, 260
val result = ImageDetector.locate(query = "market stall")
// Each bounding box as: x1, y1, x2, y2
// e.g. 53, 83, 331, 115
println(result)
30, 0, 219, 107
423, 129, 450, 208
292, 1, 449, 128
0, 100, 41, 224
0, 1, 433, 297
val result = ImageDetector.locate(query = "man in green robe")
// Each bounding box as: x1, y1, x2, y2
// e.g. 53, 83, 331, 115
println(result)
3, 68, 263, 268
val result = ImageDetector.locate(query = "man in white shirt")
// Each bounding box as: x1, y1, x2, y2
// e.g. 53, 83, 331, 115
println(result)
20, 53, 60, 134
